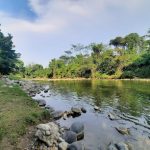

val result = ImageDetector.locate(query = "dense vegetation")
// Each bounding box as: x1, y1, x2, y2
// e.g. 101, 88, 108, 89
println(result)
0, 26, 150, 79
0, 27, 20, 75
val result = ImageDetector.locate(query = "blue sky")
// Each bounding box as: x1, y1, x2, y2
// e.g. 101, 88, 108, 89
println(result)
0, 0, 150, 67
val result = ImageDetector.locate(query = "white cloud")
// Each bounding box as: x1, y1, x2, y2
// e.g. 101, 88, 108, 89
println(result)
0, 0, 149, 66
1, 0, 149, 34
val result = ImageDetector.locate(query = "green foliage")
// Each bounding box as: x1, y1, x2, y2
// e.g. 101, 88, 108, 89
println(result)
8, 28, 149, 79
0, 27, 20, 74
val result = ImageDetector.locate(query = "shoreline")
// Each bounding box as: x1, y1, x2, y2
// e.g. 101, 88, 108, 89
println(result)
25, 77, 150, 82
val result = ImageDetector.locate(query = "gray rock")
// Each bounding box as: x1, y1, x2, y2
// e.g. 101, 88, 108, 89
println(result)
63, 131, 77, 144
81, 107, 87, 113
35, 129, 51, 146
35, 122, 60, 147
108, 112, 119, 120
71, 107, 82, 117
52, 111, 64, 120
36, 124, 51, 131
115, 127, 129, 135
63, 113, 67, 120
94, 106, 101, 111
58, 141, 68, 150
44, 89, 49, 93
71, 107, 81, 113
68, 141, 85, 150
108, 143, 118, 150
116, 142, 129, 150
70, 122, 84, 140
37, 99, 46, 106
45, 105, 54, 112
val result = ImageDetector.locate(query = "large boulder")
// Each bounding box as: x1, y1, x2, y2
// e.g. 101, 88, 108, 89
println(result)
70, 122, 84, 140
67, 141, 85, 150
35, 122, 60, 147
63, 131, 77, 144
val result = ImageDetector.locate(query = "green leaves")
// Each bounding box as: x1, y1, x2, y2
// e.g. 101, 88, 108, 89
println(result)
0, 28, 20, 74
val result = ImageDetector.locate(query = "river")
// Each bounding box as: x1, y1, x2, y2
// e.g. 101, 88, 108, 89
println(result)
34, 80, 150, 150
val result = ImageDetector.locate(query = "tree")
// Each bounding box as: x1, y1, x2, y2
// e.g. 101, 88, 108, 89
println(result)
124, 33, 142, 52
0, 27, 20, 74
109, 37, 125, 48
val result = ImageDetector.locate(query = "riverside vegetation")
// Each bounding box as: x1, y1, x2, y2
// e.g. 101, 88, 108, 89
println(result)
0, 26, 150, 79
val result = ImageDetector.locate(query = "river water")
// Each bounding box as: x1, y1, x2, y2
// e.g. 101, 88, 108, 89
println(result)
35, 80, 150, 150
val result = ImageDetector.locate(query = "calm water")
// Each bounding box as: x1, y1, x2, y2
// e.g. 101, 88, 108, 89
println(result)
35, 80, 150, 150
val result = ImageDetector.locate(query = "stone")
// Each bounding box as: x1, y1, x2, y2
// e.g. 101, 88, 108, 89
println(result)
70, 122, 84, 140
35, 129, 51, 147
47, 122, 59, 133
81, 107, 87, 113
116, 142, 129, 150
71, 107, 82, 117
115, 127, 129, 135
44, 89, 49, 93
52, 111, 64, 120
94, 106, 101, 111
37, 99, 46, 107
58, 141, 68, 150
67, 141, 85, 150
108, 143, 118, 150
108, 112, 119, 120
35, 122, 60, 147
36, 124, 51, 131
63, 131, 77, 144
63, 113, 67, 120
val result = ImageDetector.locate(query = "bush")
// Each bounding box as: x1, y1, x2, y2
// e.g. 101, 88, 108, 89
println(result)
121, 71, 134, 79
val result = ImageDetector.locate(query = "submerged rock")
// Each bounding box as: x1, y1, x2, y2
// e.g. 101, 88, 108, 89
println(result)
81, 107, 87, 113
108, 143, 118, 150
116, 142, 129, 150
108, 112, 119, 120
70, 122, 84, 140
108, 142, 129, 150
115, 127, 129, 135
68, 141, 85, 150
63, 131, 77, 144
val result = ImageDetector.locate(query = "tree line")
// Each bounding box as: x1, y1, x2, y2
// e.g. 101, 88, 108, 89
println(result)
0, 26, 150, 79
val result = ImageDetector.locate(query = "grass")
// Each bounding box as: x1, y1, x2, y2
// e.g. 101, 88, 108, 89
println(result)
0, 80, 50, 149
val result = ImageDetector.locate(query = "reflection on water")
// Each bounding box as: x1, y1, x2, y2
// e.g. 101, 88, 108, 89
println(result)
36, 80, 150, 150
48, 80, 150, 118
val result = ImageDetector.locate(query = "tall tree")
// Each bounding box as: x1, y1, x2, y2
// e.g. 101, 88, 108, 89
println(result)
0, 27, 20, 74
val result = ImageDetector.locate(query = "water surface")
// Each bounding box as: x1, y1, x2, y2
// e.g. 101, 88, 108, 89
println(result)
35, 80, 150, 150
